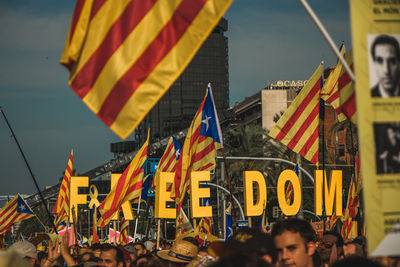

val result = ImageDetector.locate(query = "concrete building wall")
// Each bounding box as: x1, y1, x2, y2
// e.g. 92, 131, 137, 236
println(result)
261, 89, 297, 131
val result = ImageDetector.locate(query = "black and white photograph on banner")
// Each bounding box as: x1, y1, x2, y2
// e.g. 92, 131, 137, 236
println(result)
368, 34, 400, 98
374, 122, 400, 174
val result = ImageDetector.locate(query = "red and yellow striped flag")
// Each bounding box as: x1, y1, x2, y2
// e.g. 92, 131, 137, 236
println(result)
321, 46, 356, 123
119, 218, 129, 245
172, 84, 223, 210
285, 182, 294, 204
152, 136, 181, 189
98, 129, 150, 227
60, 0, 233, 139
0, 195, 34, 234
269, 64, 323, 164
342, 156, 361, 239
52, 213, 67, 233
53, 150, 73, 217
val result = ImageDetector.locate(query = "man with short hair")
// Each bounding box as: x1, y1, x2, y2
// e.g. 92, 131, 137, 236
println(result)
133, 242, 148, 256
317, 231, 344, 266
98, 244, 125, 267
271, 218, 317, 267
370, 35, 400, 98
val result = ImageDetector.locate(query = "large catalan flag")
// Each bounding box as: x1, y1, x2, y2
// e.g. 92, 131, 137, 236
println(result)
53, 149, 73, 217
151, 136, 181, 190
98, 129, 150, 226
269, 64, 323, 164
60, 0, 233, 139
0, 195, 34, 234
172, 84, 223, 210
321, 46, 356, 123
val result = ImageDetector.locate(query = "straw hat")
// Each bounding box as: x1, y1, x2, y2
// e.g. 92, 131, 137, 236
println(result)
157, 240, 199, 263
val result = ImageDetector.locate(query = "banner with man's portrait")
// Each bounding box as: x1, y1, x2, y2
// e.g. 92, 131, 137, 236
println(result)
350, 0, 400, 256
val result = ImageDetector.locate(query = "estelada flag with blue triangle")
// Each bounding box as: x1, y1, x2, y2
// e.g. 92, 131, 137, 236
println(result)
172, 83, 223, 211
0, 194, 34, 234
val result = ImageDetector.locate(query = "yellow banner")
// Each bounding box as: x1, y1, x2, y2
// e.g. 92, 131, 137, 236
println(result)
350, 0, 400, 256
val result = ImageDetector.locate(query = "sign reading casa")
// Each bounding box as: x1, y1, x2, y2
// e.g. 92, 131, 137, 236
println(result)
68, 169, 342, 222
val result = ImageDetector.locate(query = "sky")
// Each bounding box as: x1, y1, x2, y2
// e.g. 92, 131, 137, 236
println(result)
0, 0, 352, 196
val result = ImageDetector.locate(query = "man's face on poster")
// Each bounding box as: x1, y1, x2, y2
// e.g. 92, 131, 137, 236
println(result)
373, 43, 400, 94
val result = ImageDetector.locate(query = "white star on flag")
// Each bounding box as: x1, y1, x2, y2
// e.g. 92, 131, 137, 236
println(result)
202, 115, 211, 131
19, 204, 26, 211
175, 149, 181, 159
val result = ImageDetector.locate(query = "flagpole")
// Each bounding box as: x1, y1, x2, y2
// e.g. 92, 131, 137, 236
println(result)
113, 221, 117, 244
298, 0, 355, 82
156, 219, 161, 250
320, 65, 327, 231
133, 194, 142, 242
223, 199, 226, 240
296, 154, 304, 219
72, 206, 79, 244
0, 107, 58, 234
193, 218, 197, 230
34, 214, 47, 232
93, 208, 98, 243
221, 148, 238, 227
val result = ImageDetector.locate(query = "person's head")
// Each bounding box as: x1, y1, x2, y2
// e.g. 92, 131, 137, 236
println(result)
227, 228, 277, 264
208, 253, 272, 267
135, 254, 154, 267
8, 241, 37, 266
91, 243, 102, 259
271, 218, 317, 267
0, 251, 31, 267
123, 244, 138, 262
144, 240, 155, 252
98, 244, 125, 267
78, 248, 95, 263
343, 236, 366, 258
161, 240, 172, 250
318, 231, 344, 264
133, 242, 148, 256
371, 35, 400, 94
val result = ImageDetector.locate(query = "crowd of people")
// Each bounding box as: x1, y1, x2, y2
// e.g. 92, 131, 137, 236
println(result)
1, 218, 399, 267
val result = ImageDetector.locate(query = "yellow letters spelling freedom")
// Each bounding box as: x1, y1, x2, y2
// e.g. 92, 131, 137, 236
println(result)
60, 0, 232, 139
